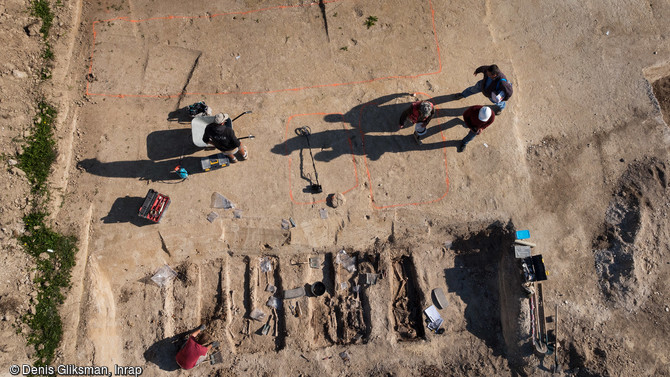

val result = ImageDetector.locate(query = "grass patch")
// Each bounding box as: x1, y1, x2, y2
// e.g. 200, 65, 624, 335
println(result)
17, 101, 78, 367
17, 101, 77, 367
365, 15, 378, 29
31, 0, 56, 79
20, 212, 77, 366
17, 3, 79, 364
18, 101, 57, 196
31, 0, 54, 40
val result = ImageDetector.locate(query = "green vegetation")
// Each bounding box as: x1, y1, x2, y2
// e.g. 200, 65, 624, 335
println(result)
18, 101, 57, 196
31, 0, 54, 39
31, 0, 56, 79
17, 102, 76, 368
20, 212, 77, 366
16, 0, 79, 369
365, 15, 378, 29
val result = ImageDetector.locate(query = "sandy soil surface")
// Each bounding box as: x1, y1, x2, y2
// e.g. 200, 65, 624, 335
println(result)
1, 0, 670, 376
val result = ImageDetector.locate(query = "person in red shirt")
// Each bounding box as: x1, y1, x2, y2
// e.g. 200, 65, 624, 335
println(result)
175, 325, 216, 370
458, 105, 495, 153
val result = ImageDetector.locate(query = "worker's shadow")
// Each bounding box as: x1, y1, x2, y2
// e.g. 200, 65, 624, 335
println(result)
143, 328, 194, 371
81, 125, 226, 180
328, 92, 468, 131
81, 126, 217, 181
271, 93, 467, 162
443, 221, 514, 357
146, 128, 203, 161
335, 93, 470, 160
77, 156, 206, 182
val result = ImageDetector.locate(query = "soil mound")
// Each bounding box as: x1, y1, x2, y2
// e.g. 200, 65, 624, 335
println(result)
593, 157, 669, 310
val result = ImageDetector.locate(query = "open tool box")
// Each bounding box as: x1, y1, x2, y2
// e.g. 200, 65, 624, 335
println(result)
138, 189, 170, 223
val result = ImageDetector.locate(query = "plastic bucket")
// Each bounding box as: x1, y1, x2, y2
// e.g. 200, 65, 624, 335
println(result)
311, 282, 326, 296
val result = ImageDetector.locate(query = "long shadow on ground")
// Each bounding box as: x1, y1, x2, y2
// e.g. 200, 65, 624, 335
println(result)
143, 328, 194, 371
77, 156, 208, 182
444, 221, 515, 356
271, 93, 468, 162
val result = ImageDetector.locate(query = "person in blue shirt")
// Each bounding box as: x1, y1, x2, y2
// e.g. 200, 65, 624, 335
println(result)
456, 64, 513, 115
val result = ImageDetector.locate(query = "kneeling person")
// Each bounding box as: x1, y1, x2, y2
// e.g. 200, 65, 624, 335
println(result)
399, 100, 435, 144
202, 113, 248, 163
175, 326, 217, 370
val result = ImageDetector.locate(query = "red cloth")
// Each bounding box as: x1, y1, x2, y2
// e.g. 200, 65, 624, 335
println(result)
175, 336, 208, 370
463, 105, 495, 133
399, 101, 434, 127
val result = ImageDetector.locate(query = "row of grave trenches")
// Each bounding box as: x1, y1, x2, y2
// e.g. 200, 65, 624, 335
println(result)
193, 245, 433, 354
141, 221, 517, 371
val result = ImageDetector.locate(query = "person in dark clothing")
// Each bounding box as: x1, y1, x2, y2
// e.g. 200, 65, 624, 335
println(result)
202, 113, 248, 163
457, 105, 495, 153
398, 100, 435, 144
456, 64, 513, 115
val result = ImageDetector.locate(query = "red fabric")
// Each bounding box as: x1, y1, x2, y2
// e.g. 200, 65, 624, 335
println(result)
408, 101, 422, 123
463, 105, 495, 133
175, 336, 208, 370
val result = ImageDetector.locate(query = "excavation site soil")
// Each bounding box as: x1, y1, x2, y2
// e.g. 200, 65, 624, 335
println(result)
1, 0, 670, 376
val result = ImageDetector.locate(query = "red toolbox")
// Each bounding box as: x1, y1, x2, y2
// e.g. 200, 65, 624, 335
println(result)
138, 189, 170, 223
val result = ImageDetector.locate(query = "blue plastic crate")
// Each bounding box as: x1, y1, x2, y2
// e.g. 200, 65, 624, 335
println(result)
516, 229, 531, 240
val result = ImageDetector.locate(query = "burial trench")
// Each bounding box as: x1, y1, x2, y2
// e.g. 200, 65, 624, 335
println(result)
180, 222, 532, 365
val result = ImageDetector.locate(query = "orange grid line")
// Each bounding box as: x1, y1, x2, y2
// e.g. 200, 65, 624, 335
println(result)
85, 0, 442, 98
358, 92, 450, 209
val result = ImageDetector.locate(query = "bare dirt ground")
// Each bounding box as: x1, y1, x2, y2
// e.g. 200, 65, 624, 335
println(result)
1, 0, 670, 376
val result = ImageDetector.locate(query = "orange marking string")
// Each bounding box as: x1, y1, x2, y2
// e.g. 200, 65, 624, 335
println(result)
85, 0, 442, 98
358, 92, 450, 210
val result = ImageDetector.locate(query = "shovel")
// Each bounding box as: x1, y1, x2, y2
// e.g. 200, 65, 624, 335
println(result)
295, 126, 323, 194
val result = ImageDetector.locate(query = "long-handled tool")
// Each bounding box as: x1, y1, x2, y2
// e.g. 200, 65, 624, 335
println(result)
238, 135, 255, 140
232, 110, 252, 122
295, 126, 323, 194
552, 303, 561, 373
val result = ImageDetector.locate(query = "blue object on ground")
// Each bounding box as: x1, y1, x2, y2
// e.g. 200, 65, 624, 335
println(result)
516, 230, 531, 240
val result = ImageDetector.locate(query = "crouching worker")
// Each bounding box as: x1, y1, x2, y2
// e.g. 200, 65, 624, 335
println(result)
398, 100, 435, 144
458, 105, 495, 153
175, 325, 219, 370
202, 113, 248, 163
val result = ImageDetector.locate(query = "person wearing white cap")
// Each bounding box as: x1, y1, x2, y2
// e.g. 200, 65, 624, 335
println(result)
398, 100, 435, 144
457, 105, 495, 153
202, 113, 248, 162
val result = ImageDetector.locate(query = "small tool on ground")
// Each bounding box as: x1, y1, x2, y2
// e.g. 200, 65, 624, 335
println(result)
295, 126, 323, 194
171, 165, 188, 179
